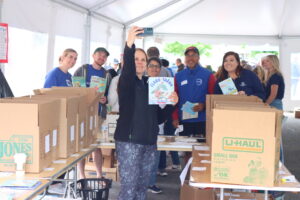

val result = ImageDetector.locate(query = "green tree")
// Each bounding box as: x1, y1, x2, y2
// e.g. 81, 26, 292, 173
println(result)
250, 51, 279, 58
164, 41, 212, 57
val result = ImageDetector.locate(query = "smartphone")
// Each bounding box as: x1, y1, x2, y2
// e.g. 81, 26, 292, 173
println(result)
137, 27, 153, 37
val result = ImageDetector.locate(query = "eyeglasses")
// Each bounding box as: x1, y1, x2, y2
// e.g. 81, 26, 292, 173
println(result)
148, 64, 160, 68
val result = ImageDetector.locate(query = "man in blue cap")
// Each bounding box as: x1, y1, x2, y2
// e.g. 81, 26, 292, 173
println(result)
172, 46, 216, 140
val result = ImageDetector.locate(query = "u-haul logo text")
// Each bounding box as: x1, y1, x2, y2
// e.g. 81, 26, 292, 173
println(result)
222, 137, 264, 153
0, 135, 33, 164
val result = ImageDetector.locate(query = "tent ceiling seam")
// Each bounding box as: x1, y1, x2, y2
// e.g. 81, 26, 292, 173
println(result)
153, 0, 204, 28
124, 0, 182, 26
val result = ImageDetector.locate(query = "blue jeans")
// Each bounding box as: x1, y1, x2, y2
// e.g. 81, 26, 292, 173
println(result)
116, 141, 156, 200
270, 99, 283, 110
149, 151, 160, 186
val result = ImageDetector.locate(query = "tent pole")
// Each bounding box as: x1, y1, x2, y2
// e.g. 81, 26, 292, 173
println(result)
83, 11, 92, 64
45, 3, 57, 73
121, 26, 126, 50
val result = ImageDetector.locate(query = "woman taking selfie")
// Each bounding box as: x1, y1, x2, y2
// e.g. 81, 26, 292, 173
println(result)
114, 26, 177, 200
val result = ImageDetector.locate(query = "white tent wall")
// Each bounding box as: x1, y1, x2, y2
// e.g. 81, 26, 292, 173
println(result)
280, 38, 300, 111
0, 0, 123, 96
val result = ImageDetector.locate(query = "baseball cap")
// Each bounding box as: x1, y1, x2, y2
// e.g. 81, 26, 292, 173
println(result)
94, 47, 110, 56
184, 46, 199, 56
113, 58, 119, 64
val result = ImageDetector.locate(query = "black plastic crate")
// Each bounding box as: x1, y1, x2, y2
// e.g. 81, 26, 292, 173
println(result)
76, 178, 112, 200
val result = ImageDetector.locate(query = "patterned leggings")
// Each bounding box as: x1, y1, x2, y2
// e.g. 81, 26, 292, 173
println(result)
116, 141, 157, 200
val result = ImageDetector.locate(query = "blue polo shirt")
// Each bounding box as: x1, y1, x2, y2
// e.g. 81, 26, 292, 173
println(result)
265, 73, 285, 100
86, 65, 106, 87
175, 64, 212, 122
214, 69, 265, 100
44, 67, 72, 88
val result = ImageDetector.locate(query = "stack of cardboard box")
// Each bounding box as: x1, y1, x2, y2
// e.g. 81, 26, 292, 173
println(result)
183, 95, 283, 198
34, 87, 101, 147
0, 87, 101, 174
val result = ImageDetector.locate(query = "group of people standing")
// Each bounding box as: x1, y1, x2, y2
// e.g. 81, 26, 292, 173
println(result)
43, 26, 285, 200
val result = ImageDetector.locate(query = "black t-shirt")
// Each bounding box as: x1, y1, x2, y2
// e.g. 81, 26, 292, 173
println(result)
266, 73, 285, 100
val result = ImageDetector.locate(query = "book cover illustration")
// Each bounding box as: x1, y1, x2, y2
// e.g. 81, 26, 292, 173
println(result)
218, 77, 238, 95
72, 76, 86, 87
90, 76, 107, 93
148, 77, 174, 105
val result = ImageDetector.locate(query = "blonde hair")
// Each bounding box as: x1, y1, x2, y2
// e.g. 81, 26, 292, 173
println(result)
253, 65, 266, 84
262, 55, 283, 82
59, 48, 77, 63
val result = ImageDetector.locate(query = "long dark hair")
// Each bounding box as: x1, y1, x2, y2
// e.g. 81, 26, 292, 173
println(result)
218, 51, 243, 81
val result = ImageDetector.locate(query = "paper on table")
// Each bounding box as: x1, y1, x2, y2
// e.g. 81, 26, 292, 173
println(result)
198, 153, 210, 157
81, 148, 90, 152
43, 168, 54, 171
200, 160, 211, 164
194, 146, 210, 151
192, 167, 206, 171
180, 157, 193, 185
53, 159, 67, 164
176, 137, 197, 143
71, 154, 80, 157
0, 172, 14, 178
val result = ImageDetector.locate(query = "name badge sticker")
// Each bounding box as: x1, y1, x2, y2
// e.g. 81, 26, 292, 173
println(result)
181, 80, 188, 86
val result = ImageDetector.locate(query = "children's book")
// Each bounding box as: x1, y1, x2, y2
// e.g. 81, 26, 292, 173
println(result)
72, 76, 86, 87
0, 179, 41, 190
181, 101, 198, 120
90, 76, 107, 93
148, 77, 174, 105
218, 77, 238, 95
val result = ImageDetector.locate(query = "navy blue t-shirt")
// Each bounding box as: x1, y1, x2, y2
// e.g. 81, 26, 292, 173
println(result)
214, 69, 265, 100
44, 67, 72, 88
265, 73, 285, 100
86, 65, 106, 87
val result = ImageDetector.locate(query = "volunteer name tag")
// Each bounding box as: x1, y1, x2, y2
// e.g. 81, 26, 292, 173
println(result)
181, 80, 188, 86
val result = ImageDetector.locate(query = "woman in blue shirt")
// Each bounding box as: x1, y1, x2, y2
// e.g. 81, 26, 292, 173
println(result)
44, 48, 78, 88
214, 51, 265, 100
262, 55, 285, 110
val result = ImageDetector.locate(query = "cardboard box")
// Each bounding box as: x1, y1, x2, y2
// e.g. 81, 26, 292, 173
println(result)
206, 95, 263, 147
211, 107, 282, 186
180, 180, 215, 200
34, 88, 100, 146
102, 149, 115, 168
190, 145, 211, 183
0, 99, 60, 173
295, 108, 300, 119
4, 97, 61, 162
23, 94, 79, 158
215, 191, 271, 200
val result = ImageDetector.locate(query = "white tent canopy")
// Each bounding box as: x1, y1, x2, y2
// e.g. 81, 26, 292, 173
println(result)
1, 0, 300, 110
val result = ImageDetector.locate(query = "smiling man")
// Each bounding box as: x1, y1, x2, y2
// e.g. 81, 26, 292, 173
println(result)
172, 46, 216, 138
74, 47, 110, 180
